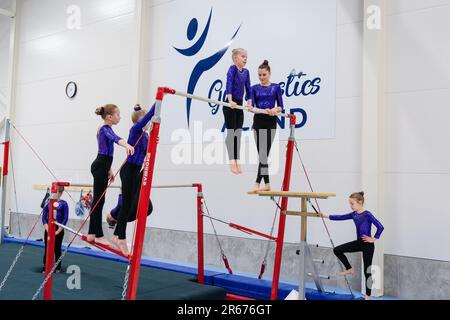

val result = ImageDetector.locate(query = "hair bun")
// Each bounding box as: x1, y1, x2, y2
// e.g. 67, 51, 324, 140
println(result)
263, 60, 269, 65
359, 191, 365, 196
134, 104, 142, 111
95, 106, 105, 116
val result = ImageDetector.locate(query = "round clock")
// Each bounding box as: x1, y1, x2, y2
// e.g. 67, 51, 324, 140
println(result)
66, 81, 77, 99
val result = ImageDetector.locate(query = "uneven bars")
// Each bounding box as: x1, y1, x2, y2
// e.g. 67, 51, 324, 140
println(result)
53, 221, 83, 237
33, 183, 197, 191
166, 88, 291, 118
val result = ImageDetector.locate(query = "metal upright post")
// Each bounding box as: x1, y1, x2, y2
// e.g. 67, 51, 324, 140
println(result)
0, 120, 11, 244
298, 197, 324, 300
43, 182, 57, 300
298, 197, 308, 300
194, 183, 205, 284
270, 115, 296, 300
126, 88, 169, 300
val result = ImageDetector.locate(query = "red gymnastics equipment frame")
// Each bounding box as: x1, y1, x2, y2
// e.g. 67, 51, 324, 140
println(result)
3, 87, 297, 300
127, 87, 297, 301
40, 181, 204, 300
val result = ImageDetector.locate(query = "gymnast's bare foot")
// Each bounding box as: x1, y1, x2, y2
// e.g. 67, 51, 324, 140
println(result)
86, 234, 95, 242
262, 183, 271, 191
229, 160, 239, 175
116, 239, 129, 256
249, 183, 260, 193
236, 162, 242, 174
364, 295, 371, 300
337, 268, 354, 276
94, 237, 111, 247
111, 235, 119, 248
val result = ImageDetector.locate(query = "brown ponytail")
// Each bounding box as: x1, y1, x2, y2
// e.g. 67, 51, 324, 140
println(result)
95, 104, 118, 120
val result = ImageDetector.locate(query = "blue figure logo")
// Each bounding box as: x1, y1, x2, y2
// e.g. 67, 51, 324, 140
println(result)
174, 8, 241, 127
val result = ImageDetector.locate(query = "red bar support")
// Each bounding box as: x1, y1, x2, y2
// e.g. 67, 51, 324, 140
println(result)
43, 182, 57, 300
81, 235, 129, 259
229, 223, 277, 241
43, 181, 69, 300
270, 114, 296, 300
126, 96, 162, 300
193, 183, 204, 284
2, 141, 9, 177
225, 293, 255, 300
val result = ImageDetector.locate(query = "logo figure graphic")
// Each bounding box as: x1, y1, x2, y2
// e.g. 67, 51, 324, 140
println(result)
174, 8, 241, 127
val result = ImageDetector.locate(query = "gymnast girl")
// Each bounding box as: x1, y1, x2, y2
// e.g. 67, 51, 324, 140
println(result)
248, 60, 283, 192
111, 104, 156, 256
87, 104, 134, 246
320, 191, 384, 300
225, 48, 252, 175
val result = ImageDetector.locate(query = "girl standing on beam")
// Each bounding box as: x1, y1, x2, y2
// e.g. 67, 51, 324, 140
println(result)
248, 60, 283, 192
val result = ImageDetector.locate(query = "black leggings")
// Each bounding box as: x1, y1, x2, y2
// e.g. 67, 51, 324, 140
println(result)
253, 128, 276, 184
223, 99, 244, 160
127, 170, 153, 222
89, 154, 113, 238
114, 162, 141, 239
43, 230, 64, 270
333, 239, 375, 296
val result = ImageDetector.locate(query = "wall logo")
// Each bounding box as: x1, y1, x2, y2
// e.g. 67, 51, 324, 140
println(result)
174, 8, 324, 132
173, 8, 241, 127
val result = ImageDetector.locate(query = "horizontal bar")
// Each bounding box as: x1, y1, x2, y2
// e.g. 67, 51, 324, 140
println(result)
53, 221, 83, 237
0, 8, 14, 18
285, 210, 320, 218
313, 259, 325, 264
169, 89, 290, 118
152, 184, 196, 189
10, 211, 41, 216
307, 273, 330, 280
249, 190, 336, 199
33, 183, 198, 192
33, 184, 109, 192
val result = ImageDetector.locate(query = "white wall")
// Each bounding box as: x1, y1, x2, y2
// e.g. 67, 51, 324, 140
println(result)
384, 0, 450, 261
139, 0, 359, 246
8, 0, 136, 224
7, 0, 449, 264
0, 12, 11, 119
5, 0, 365, 251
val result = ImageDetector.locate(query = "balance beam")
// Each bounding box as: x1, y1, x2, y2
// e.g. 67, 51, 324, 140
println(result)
248, 191, 336, 199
